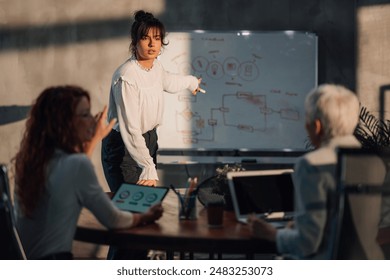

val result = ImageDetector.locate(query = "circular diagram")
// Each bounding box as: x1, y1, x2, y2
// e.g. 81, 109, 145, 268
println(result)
132, 191, 144, 201
238, 61, 259, 81
119, 191, 130, 199
192, 56, 208, 72
223, 57, 240, 77
206, 61, 224, 80
145, 193, 158, 203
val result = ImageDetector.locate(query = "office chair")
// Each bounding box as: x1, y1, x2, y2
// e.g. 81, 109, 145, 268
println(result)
0, 164, 27, 260
330, 148, 390, 259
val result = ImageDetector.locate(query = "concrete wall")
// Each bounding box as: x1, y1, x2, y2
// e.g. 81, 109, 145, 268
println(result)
357, 1, 390, 117
1, 0, 389, 192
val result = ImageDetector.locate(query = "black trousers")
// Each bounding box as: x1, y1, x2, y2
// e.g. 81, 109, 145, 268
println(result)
101, 129, 158, 192
101, 128, 158, 260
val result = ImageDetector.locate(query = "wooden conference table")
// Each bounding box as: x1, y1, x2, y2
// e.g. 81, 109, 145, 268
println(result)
75, 190, 277, 258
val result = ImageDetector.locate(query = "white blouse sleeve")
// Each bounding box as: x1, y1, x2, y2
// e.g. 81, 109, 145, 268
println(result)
162, 70, 199, 93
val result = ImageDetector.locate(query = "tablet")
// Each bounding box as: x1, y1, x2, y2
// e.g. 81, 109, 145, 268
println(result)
111, 183, 169, 213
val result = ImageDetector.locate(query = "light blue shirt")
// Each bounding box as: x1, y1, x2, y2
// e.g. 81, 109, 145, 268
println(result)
276, 135, 361, 259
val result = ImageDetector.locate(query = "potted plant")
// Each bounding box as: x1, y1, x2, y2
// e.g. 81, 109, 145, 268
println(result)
354, 106, 390, 151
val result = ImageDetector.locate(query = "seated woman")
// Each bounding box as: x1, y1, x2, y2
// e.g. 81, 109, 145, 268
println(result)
13, 85, 163, 260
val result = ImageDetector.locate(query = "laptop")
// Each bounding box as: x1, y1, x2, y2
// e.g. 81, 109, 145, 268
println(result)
111, 183, 169, 213
227, 169, 295, 228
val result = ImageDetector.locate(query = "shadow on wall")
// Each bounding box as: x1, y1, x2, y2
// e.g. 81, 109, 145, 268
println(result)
0, 18, 129, 52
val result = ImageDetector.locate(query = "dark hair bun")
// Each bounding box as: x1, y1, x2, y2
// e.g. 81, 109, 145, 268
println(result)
134, 10, 154, 22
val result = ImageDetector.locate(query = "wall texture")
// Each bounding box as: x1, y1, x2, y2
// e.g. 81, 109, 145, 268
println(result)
357, 2, 390, 116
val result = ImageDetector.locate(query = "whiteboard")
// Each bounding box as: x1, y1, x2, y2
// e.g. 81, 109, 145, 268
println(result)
158, 31, 317, 151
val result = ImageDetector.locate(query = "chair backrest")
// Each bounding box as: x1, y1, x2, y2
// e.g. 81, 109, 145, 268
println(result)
330, 148, 390, 259
0, 164, 27, 260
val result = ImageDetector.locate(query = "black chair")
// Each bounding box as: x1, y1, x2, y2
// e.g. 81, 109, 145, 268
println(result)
330, 148, 390, 259
0, 164, 26, 260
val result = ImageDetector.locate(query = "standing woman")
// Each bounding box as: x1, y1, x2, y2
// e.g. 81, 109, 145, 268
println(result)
102, 10, 203, 192
13, 86, 163, 260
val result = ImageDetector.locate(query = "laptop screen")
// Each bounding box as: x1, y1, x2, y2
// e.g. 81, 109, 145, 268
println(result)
228, 170, 294, 217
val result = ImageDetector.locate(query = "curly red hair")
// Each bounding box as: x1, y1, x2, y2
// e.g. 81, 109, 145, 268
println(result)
14, 86, 90, 217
